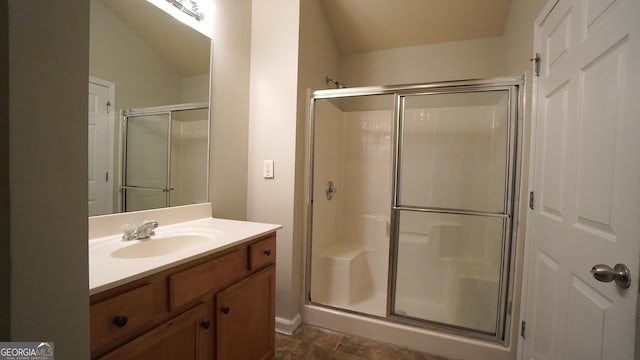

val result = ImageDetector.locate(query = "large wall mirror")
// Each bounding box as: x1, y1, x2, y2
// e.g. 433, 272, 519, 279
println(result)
88, 0, 211, 216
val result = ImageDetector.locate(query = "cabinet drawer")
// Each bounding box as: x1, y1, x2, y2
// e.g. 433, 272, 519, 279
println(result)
249, 235, 276, 271
90, 284, 154, 353
98, 302, 211, 360
169, 249, 248, 310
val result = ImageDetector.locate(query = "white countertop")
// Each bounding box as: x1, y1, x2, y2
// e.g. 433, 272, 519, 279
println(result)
89, 217, 282, 295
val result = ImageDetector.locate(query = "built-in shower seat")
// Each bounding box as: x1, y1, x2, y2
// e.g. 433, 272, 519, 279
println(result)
321, 241, 373, 306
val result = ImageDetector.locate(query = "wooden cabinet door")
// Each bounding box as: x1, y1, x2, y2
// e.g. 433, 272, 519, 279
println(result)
99, 302, 213, 360
216, 265, 275, 360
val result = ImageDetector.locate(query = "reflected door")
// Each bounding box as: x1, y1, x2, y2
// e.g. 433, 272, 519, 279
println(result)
123, 113, 171, 212
88, 81, 113, 216
391, 88, 518, 341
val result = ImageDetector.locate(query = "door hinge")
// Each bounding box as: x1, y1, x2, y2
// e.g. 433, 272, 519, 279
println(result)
105, 172, 109, 182
520, 320, 526, 339
531, 53, 541, 77
529, 191, 535, 210
106, 100, 111, 114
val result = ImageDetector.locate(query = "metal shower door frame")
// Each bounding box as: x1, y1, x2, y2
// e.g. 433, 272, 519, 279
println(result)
390, 80, 523, 345
305, 77, 524, 345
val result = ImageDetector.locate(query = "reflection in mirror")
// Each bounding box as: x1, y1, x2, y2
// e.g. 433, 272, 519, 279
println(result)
122, 105, 209, 212
88, 0, 211, 216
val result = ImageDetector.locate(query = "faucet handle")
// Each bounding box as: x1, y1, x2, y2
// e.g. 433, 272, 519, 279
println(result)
142, 220, 159, 227
142, 219, 159, 235
121, 223, 137, 240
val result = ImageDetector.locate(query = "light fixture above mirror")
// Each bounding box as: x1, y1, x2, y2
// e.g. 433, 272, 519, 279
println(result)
166, 0, 205, 21
146, 0, 214, 38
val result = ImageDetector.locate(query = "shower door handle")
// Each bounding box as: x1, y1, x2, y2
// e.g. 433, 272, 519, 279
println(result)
120, 185, 173, 192
590, 263, 631, 289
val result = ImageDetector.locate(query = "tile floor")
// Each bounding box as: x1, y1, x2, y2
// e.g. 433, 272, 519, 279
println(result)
274, 324, 451, 360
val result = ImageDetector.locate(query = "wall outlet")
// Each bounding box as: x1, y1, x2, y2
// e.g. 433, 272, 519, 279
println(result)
263, 160, 274, 179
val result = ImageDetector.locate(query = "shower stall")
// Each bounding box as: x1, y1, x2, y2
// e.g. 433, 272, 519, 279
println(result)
305, 77, 523, 346
121, 103, 209, 212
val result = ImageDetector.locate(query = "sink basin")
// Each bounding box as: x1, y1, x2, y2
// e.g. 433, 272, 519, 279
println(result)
111, 233, 214, 259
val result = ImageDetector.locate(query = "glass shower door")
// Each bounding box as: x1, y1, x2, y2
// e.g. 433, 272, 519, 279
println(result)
122, 113, 171, 212
391, 89, 517, 340
308, 94, 395, 317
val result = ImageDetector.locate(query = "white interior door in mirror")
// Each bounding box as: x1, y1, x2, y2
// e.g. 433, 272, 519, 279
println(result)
88, 79, 114, 216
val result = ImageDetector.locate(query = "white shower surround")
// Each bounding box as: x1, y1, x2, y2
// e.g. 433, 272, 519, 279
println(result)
307, 94, 515, 359
310, 103, 392, 316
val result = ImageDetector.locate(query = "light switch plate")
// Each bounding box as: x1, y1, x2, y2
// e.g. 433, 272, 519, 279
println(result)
263, 160, 274, 179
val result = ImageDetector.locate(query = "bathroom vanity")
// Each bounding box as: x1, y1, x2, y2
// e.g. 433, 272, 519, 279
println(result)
88, 214, 280, 360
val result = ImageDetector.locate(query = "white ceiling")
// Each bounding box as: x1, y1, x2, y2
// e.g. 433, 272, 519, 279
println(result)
102, 0, 210, 76
320, 0, 512, 54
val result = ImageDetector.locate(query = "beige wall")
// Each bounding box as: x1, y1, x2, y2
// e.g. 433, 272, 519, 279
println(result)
501, 0, 549, 75
0, 0, 8, 340
245, 0, 341, 328
340, 36, 504, 87
337, 0, 546, 89
8, 0, 89, 358
247, 0, 301, 323
90, 0, 183, 110
182, 74, 210, 103
209, 0, 252, 220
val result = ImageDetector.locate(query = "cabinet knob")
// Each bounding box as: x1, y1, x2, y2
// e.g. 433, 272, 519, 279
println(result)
113, 316, 128, 328
221, 306, 230, 315
200, 320, 211, 329
264, 250, 272, 256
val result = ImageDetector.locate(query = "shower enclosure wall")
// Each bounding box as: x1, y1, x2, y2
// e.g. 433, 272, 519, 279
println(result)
306, 78, 522, 348
121, 103, 209, 212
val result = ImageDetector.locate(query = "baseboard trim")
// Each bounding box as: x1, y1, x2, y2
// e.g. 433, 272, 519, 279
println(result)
275, 313, 302, 335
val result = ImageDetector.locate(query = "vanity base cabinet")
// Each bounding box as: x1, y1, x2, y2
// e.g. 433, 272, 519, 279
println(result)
99, 302, 212, 360
90, 233, 276, 360
216, 265, 275, 360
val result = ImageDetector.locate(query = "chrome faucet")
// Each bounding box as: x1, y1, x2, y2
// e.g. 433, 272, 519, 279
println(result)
136, 220, 159, 239
122, 220, 159, 240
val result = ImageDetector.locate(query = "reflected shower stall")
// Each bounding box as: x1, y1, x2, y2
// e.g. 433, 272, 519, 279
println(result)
306, 78, 522, 343
121, 103, 209, 212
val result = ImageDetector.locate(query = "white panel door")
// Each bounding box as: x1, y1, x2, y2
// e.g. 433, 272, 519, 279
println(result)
522, 0, 640, 359
88, 81, 113, 216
